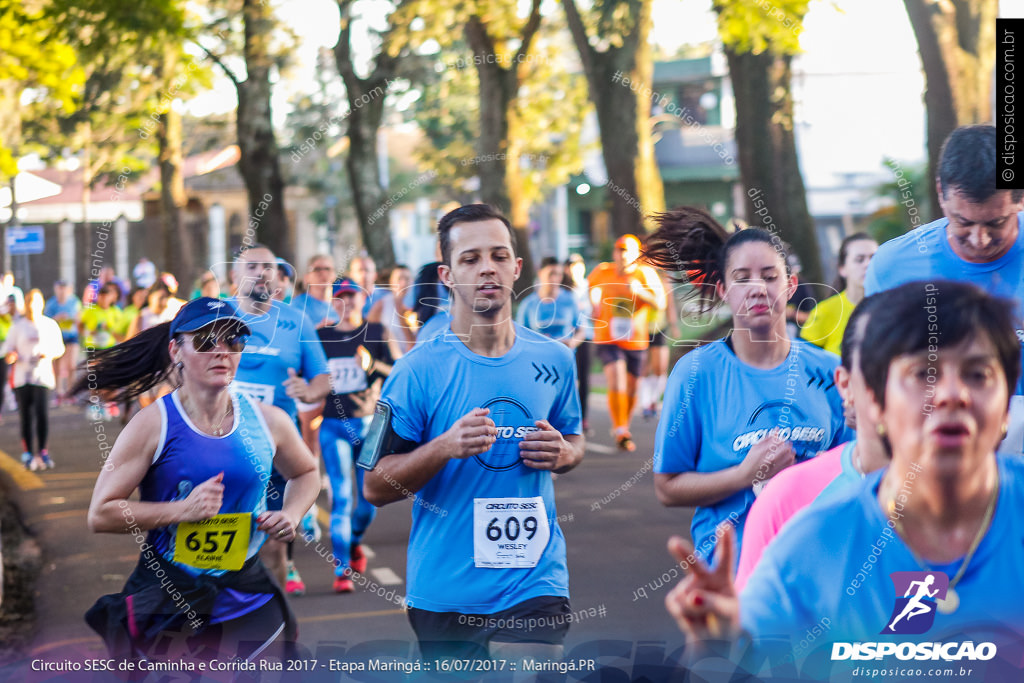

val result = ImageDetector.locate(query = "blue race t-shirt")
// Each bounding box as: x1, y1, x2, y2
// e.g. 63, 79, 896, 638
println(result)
864, 213, 1024, 300
380, 324, 582, 614
515, 290, 582, 343
865, 213, 1024, 391
814, 439, 867, 504
291, 292, 339, 327
364, 287, 388, 317
654, 338, 850, 564
44, 295, 82, 344
416, 310, 451, 343
740, 457, 1024, 679
142, 390, 276, 622
228, 298, 329, 420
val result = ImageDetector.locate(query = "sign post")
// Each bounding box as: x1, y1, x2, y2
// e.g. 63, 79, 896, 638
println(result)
6, 226, 45, 290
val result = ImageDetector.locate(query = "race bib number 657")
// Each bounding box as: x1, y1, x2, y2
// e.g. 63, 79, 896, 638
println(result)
473, 497, 550, 569
174, 513, 252, 571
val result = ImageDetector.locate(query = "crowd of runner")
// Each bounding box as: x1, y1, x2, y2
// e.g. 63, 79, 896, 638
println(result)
3, 123, 1022, 677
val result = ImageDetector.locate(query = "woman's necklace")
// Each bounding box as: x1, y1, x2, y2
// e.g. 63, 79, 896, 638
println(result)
851, 442, 865, 477
183, 394, 233, 436
886, 481, 998, 615
209, 400, 233, 436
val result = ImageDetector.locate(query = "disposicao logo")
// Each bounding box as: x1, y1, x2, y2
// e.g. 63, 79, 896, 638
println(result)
831, 571, 997, 663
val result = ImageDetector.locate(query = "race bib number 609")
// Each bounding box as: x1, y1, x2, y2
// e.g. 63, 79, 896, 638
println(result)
473, 497, 550, 569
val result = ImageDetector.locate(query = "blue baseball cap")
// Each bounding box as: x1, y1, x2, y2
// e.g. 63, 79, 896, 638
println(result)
169, 297, 251, 339
276, 257, 296, 281
332, 277, 362, 296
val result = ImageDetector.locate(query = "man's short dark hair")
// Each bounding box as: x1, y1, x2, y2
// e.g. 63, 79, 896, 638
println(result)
437, 204, 517, 265
938, 124, 1024, 203
538, 256, 560, 270
233, 242, 274, 261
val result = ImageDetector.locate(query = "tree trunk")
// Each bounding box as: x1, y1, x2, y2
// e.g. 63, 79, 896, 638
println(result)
464, 10, 540, 292
81, 131, 93, 273
903, 0, 997, 221
236, 0, 291, 262
334, 0, 398, 270
563, 0, 663, 240
465, 18, 514, 214
590, 53, 645, 239
505, 103, 535, 291
158, 105, 192, 283
344, 92, 395, 270
0, 79, 21, 272
726, 48, 823, 287
630, 0, 664, 223
157, 48, 193, 285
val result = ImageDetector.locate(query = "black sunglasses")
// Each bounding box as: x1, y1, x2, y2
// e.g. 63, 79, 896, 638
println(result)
182, 331, 249, 353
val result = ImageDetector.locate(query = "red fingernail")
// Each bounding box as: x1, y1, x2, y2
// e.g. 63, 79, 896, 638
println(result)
693, 595, 704, 607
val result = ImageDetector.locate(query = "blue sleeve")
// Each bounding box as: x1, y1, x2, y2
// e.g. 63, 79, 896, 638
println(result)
43, 299, 56, 317
290, 294, 308, 319
863, 245, 889, 296
824, 357, 854, 449
380, 360, 428, 443
515, 296, 531, 328
829, 404, 855, 449
547, 348, 582, 436
572, 294, 584, 329
559, 291, 582, 330
298, 311, 329, 378
739, 541, 809, 641
738, 507, 827, 641
654, 350, 704, 474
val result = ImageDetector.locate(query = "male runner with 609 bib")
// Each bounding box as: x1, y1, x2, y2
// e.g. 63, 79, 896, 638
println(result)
365, 204, 585, 663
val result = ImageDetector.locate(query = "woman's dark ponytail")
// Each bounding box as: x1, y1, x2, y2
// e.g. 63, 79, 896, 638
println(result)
71, 321, 177, 402
643, 206, 791, 311
642, 207, 732, 308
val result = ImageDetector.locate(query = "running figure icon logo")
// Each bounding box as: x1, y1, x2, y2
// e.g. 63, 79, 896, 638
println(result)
882, 572, 949, 635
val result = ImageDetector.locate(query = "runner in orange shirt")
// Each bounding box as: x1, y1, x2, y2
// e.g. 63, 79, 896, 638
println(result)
588, 234, 665, 451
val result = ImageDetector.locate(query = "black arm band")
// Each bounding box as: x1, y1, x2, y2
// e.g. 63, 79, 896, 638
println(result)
356, 401, 419, 471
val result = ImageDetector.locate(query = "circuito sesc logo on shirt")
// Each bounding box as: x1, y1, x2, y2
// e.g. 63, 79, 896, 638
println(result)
475, 397, 539, 472
732, 400, 826, 460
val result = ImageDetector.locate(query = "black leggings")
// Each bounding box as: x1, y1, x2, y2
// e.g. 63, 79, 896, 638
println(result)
199, 596, 288, 662
0, 361, 7, 408
15, 384, 48, 453
136, 596, 289, 666
574, 341, 591, 421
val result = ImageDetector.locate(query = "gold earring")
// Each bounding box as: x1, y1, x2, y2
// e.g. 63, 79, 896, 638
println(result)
876, 422, 887, 438
843, 398, 854, 410
1001, 424, 1009, 439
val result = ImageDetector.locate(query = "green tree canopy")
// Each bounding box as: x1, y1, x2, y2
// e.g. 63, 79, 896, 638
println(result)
0, 0, 82, 177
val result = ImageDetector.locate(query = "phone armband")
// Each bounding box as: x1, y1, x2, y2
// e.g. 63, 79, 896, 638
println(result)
356, 401, 418, 470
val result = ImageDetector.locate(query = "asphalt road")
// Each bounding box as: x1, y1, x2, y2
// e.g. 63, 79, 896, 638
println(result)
0, 386, 696, 682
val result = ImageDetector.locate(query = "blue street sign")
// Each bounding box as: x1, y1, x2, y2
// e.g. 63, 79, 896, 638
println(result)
6, 227, 45, 255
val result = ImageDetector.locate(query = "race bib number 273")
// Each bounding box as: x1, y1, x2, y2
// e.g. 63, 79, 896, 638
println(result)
231, 380, 275, 405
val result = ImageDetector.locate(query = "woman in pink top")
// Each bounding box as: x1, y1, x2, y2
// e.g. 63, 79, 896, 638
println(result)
734, 291, 890, 590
